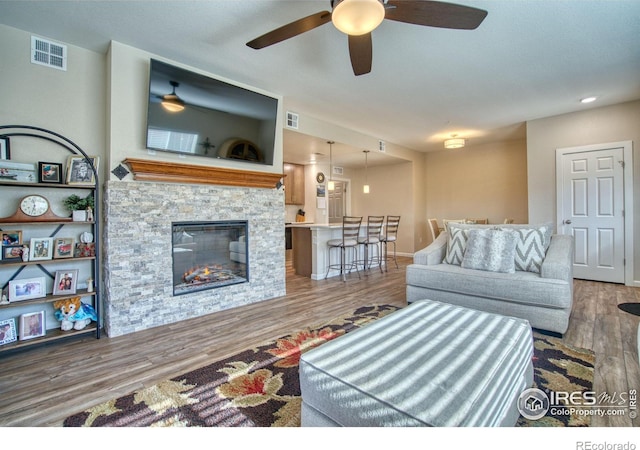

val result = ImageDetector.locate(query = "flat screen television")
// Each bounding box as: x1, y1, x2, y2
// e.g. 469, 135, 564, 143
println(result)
146, 59, 278, 166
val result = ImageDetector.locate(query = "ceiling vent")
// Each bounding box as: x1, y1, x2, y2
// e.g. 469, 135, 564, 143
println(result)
31, 36, 67, 71
286, 111, 299, 129
378, 140, 386, 152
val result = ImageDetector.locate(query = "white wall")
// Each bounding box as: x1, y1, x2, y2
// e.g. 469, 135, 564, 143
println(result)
527, 100, 640, 283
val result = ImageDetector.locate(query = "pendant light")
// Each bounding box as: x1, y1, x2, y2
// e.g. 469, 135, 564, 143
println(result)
161, 80, 185, 112
363, 150, 370, 194
327, 141, 335, 191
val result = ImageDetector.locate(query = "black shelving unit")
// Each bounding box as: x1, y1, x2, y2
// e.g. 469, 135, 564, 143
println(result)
0, 125, 101, 352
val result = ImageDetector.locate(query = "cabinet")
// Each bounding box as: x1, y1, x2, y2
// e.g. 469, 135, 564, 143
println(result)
0, 125, 100, 353
283, 162, 305, 205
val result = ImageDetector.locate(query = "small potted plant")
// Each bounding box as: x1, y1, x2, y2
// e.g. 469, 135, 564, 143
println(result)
63, 194, 95, 222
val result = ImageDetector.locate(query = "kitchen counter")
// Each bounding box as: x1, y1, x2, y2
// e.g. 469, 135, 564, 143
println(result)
290, 222, 383, 279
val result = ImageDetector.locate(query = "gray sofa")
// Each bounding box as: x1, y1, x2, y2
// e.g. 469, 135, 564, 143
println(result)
406, 223, 574, 334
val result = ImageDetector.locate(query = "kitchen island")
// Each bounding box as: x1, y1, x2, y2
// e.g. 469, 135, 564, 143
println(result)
288, 223, 382, 280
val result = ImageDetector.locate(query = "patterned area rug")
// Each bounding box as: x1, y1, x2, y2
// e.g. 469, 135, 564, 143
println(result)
64, 305, 594, 427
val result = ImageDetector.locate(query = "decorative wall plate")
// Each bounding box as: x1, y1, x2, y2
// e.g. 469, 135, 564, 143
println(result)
316, 172, 325, 183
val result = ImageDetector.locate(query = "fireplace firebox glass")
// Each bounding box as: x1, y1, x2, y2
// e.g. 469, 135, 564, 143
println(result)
172, 221, 248, 296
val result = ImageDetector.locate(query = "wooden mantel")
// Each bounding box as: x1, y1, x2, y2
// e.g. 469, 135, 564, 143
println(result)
123, 158, 284, 189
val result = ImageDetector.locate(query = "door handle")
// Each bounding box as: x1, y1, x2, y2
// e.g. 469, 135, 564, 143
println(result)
563, 219, 572, 225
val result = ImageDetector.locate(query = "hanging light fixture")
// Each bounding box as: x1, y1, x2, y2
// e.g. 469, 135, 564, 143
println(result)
363, 150, 370, 194
444, 134, 465, 149
161, 80, 185, 112
332, 0, 385, 36
327, 141, 335, 191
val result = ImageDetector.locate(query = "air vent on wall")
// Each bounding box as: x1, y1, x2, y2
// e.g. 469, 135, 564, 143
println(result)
31, 36, 67, 71
286, 111, 299, 129
378, 140, 386, 152
333, 166, 344, 175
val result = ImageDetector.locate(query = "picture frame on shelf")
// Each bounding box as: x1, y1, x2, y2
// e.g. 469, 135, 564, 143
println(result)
0, 318, 18, 346
0, 161, 36, 183
53, 237, 75, 259
38, 161, 63, 184
74, 242, 95, 258
2, 230, 22, 246
29, 237, 53, 261
2, 244, 24, 262
66, 155, 99, 186
8, 276, 47, 302
53, 269, 78, 295
0, 136, 9, 160
19, 311, 46, 341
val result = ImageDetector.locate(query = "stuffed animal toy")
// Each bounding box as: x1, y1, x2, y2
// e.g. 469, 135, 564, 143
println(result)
53, 297, 97, 331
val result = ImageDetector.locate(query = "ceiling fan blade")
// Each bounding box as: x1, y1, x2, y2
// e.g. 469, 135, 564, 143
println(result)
348, 33, 372, 76
385, 0, 488, 30
246, 11, 332, 49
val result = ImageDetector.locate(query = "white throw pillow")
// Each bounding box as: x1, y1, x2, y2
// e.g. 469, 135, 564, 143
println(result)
461, 229, 518, 273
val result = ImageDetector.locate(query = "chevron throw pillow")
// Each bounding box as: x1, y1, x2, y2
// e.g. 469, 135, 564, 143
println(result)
443, 226, 470, 265
510, 227, 548, 273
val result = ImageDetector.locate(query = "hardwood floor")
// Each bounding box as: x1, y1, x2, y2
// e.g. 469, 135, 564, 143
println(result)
0, 256, 638, 427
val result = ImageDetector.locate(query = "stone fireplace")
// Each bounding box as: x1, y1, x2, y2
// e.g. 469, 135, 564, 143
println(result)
102, 170, 285, 337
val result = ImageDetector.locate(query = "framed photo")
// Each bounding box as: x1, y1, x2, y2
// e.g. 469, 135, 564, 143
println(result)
8, 276, 47, 302
0, 136, 9, 160
29, 237, 53, 261
2, 230, 22, 246
0, 318, 17, 346
38, 161, 63, 183
53, 237, 75, 259
0, 161, 36, 183
53, 269, 78, 295
2, 244, 24, 262
66, 155, 99, 186
19, 311, 46, 341
74, 242, 95, 258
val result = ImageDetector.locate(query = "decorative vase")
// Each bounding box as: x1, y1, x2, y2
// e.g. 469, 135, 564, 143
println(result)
72, 210, 87, 222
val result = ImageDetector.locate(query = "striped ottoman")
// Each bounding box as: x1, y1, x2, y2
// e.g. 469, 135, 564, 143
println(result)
299, 300, 534, 426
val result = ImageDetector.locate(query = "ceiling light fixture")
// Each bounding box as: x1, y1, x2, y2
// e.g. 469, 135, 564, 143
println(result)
332, 0, 385, 36
580, 96, 597, 104
161, 81, 185, 112
363, 150, 370, 194
327, 141, 335, 191
444, 134, 465, 149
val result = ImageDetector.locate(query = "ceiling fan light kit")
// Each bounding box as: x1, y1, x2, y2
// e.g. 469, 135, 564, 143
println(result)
246, 1, 488, 76
161, 80, 185, 112
332, 0, 385, 36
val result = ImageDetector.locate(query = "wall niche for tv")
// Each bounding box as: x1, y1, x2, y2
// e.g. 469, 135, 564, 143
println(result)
146, 59, 278, 166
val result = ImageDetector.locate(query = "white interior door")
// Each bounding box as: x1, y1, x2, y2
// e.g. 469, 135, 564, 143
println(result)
557, 145, 625, 283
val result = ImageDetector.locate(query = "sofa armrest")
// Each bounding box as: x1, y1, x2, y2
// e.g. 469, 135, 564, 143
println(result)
540, 234, 574, 282
414, 232, 448, 265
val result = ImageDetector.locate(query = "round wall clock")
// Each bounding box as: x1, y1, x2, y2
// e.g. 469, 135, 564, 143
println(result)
20, 195, 50, 217
316, 172, 325, 183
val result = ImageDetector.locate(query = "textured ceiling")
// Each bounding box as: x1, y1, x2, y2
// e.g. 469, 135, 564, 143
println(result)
1, 0, 639, 166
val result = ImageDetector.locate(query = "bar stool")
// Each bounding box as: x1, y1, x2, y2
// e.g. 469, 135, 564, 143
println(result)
380, 215, 400, 271
325, 216, 362, 281
357, 215, 384, 273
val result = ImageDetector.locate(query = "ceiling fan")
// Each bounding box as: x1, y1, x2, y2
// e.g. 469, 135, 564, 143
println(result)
246, 0, 488, 76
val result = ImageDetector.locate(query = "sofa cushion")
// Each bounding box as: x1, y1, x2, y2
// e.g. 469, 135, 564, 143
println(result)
507, 227, 549, 273
462, 229, 518, 273
406, 262, 572, 309
443, 226, 470, 265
